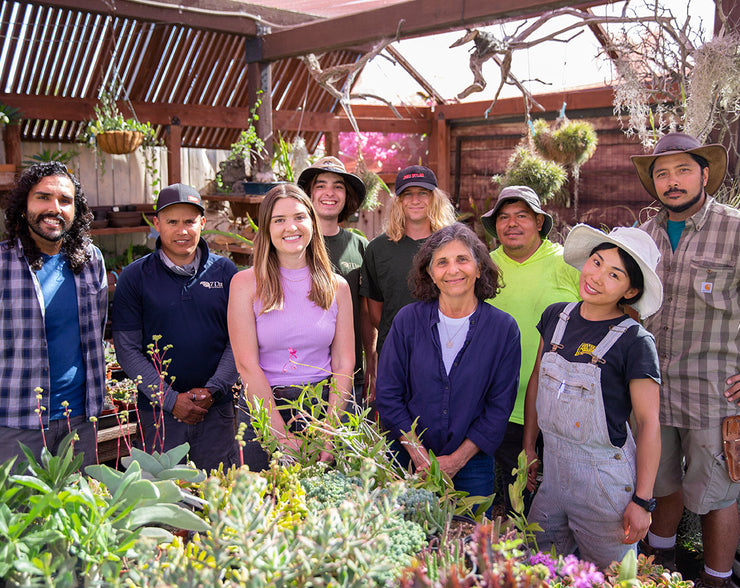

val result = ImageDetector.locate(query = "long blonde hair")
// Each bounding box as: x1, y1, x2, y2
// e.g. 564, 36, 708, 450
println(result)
253, 184, 336, 312
385, 187, 457, 242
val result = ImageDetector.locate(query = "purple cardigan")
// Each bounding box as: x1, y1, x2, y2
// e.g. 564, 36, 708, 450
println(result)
376, 300, 520, 457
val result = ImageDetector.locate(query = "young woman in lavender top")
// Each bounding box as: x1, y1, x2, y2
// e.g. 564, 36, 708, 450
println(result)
228, 184, 354, 469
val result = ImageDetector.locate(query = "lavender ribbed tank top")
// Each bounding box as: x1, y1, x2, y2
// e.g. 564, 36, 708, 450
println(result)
254, 266, 338, 386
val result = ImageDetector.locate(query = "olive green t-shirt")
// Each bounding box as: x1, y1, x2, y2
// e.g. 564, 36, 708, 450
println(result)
324, 228, 368, 381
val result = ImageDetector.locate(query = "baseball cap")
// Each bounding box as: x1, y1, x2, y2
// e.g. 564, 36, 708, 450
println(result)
395, 165, 437, 194
155, 183, 205, 214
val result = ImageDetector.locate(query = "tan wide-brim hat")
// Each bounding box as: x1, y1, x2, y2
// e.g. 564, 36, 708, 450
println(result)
563, 224, 664, 319
297, 156, 366, 219
630, 132, 728, 199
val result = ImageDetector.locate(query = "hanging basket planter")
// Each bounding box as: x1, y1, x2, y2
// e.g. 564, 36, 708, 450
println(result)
96, 130, 144, 155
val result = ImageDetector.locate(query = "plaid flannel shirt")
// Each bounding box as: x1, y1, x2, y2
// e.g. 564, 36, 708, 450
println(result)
641, 197, 740, 428
0, 239, 107, 429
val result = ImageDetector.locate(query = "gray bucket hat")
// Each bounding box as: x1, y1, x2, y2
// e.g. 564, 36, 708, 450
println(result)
480, 186, 553, 239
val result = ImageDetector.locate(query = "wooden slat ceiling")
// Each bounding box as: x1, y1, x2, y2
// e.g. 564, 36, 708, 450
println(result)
1, 0, 609, 151
0, 0, 362, 150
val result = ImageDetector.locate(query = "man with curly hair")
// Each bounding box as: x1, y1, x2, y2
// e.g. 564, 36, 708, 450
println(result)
0, 161, 107, 467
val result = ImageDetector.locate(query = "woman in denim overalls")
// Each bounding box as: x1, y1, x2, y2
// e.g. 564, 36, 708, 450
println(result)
523, 225, 663, 569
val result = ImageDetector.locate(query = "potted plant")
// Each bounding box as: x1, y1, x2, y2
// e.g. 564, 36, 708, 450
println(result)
83, 87, 156, 155
81, 84, 162, 195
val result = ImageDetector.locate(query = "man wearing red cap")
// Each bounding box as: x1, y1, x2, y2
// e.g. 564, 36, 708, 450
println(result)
633, 133, 740, 587
359, 165, 456, 397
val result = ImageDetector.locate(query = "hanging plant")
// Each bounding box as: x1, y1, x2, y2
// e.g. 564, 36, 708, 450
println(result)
492, 146, 567, 205
531, 117, 597, 219
81, 83, 162, 195
354, 156, 386, 212
531, 118, 598, 166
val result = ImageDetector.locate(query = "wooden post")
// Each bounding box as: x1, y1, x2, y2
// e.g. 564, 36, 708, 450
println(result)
3, 123, 22, 168
429, 111, 451, 199
324, 131, 338, 157
248, 59, 274, 179
166, 117, 182, 185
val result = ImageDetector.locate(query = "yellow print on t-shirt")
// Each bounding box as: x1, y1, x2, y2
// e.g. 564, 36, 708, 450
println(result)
575, 343, 595, 357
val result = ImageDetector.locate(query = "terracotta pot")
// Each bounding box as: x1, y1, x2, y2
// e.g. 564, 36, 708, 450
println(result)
0, 163, 16, 186
96, 130, 144, 155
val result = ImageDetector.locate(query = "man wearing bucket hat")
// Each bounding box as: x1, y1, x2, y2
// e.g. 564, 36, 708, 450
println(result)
112, 183, 240, 471
633, 133, 740, 587
480, 186, 580, 513
359, 165, 456, 393
523, 224, 662, 569
298, 157, 375, 406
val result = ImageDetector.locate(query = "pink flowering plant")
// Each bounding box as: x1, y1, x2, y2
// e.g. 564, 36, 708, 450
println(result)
338, 131, 429, 173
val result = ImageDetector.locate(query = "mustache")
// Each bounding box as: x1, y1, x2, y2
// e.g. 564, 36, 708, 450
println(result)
663, 188, 686, 196
37, 213, 66, 223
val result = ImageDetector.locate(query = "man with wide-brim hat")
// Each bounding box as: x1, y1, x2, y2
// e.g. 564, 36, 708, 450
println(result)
480, 185, 580, 514
297, 157, 373, 408
634, 133, 740, 588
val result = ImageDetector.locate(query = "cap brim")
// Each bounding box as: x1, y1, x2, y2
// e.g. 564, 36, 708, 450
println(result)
155, 200, 204, 214
563, 224, 663, 319
396, 181, 437, 194
631, 144, 728, 199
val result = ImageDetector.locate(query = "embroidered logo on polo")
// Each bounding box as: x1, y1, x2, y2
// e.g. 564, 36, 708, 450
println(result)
200, 281, 224, 289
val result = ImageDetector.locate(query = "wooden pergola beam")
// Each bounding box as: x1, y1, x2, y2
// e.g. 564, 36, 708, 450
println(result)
254, 0, 607, 62
437, 86, 615, 120
27, 0, 261, 35
0, 95, 432, 134
385, 45, 447, 105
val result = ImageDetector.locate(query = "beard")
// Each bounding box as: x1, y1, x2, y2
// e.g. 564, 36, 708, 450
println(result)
660, 187, 705, 214
26, 212, 72, 243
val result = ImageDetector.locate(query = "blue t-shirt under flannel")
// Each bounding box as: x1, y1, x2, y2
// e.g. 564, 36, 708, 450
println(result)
37, 253, 85, 419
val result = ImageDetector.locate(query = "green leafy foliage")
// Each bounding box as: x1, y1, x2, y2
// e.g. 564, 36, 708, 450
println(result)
492, 146, 567, 204
22, 147, 78, 168
0, 432, 212, 587
126, 466, 427, 587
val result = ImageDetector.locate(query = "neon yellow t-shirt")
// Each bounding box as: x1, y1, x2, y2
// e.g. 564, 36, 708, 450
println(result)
487, 240, 581, 424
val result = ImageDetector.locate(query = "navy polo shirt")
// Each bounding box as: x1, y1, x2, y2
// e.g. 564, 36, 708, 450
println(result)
111, 240, 237, 393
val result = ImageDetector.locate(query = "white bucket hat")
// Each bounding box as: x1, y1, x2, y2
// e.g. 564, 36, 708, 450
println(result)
563, 224, 663, 319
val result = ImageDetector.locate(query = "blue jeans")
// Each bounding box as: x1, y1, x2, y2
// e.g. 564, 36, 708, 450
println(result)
453, 451, 495, 500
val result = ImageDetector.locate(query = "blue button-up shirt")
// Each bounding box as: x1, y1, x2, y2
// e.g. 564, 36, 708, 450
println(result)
0, 239, 107, 429
376, 300, 520, 457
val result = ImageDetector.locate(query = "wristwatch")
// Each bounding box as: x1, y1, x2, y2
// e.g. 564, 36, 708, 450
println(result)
632, 492, 657, 513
